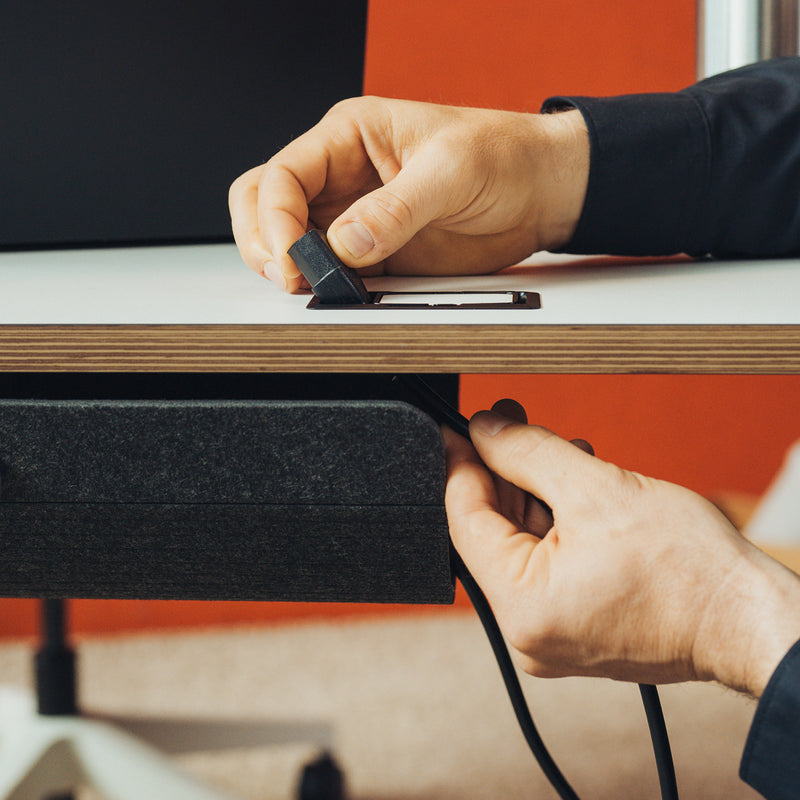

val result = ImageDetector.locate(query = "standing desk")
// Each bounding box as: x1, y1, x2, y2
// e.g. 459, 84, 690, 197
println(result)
3, 241, 798, 595
2, 242, 798, 601
0, 244, 797, 799
0, 243, 798, 374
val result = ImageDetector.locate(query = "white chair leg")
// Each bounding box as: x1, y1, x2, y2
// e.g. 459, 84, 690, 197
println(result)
0, 687, 237, 800
0, 732, 82, 800
70, 717, 236, 800
97, 713, 332, 754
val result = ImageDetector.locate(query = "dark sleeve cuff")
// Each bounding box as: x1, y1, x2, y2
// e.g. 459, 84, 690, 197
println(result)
541, 92, 709, 256
740, 637, 800, 800
542, 58, 800, 258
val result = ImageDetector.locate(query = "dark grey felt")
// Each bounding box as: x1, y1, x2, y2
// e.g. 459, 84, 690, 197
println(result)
0, 400, 453, 603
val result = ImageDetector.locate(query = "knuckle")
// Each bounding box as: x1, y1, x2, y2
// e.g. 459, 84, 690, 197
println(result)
326, 95, 378, 120
500, 601, 543, 656
504, 427, 558, 473
505, 625, 550, 674
513, 651, 550, 678
327, 96, 359, 115
511, 651, 540, 676
607, 464, 649, 511
506, 626, 568, 679
228, 172, 246, 207
504, 620, 533, 657
522, 659, 564, 679
370, 189, 415, 230
228, 166, 261, 207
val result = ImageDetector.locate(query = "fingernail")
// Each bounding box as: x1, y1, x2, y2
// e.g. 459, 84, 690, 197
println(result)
471, 410, 513, 437
334, 222, 374, 259
263, 260, 287, 290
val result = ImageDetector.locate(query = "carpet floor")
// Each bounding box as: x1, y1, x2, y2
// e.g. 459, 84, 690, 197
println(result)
0, 611, 762, 799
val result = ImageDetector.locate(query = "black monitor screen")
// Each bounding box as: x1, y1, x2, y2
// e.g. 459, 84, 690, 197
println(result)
1, 1, 367, 248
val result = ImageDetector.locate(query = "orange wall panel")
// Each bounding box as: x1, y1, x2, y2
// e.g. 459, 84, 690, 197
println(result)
2, 598, 460, 642
460, 375, 800, 499
364, 0, 697, 106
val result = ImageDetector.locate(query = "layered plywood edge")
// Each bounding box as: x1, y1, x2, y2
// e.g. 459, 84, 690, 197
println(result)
1, 324, 798, 373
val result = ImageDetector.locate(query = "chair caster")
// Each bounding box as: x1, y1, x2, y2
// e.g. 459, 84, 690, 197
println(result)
297, 751, 345, 800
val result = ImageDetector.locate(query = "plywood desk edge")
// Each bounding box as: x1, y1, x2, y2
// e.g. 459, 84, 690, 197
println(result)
1, 323, 799, 373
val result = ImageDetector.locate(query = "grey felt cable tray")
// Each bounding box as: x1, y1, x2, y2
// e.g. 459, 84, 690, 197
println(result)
0, 400, 454, 604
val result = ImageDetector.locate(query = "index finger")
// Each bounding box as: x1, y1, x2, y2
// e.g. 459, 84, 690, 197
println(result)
227, 163, 307, 292
443, 427, 542, 599
228, 165, 271, 274
468, 412, 607, 511
257, 136, 329, 286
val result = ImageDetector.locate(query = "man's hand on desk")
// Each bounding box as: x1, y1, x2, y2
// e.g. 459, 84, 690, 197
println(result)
443, 401, 800, 699
228, 97, 588, 292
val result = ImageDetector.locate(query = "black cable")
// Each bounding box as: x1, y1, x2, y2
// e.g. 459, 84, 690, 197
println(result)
640, 684, 680, 800
454, 549, 581, 800
397, 374, 471, 439
398, 373, 679, 800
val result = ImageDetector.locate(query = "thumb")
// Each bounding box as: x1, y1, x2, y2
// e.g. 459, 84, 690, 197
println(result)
327, 158, 444, 267
469, 411, 603, 510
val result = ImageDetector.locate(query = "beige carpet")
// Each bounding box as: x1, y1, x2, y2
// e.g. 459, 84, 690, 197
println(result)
0, 611, 762, 800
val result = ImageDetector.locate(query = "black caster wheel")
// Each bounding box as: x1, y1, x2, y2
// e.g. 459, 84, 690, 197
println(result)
297, 751, 345, 800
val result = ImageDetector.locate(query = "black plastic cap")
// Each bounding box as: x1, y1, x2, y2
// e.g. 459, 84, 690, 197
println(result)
288, 230, 372, 305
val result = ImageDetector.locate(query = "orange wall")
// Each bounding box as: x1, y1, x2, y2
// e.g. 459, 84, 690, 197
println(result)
366, 0, 800, 636
4, 1, 799, 640
365, 0, 800, 500
461, 375, 800, 498
364, 0, 698, 104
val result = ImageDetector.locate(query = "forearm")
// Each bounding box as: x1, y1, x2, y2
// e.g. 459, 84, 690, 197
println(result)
546, 57, 800, 258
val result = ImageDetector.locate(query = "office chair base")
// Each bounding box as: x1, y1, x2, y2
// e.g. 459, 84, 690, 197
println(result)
0, 687, 235, 800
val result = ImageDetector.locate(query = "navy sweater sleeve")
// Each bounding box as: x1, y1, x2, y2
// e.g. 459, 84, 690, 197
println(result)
542, 58, 800, 258
740, 638, 800, 800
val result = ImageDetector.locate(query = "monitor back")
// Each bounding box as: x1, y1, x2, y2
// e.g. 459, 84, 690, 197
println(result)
1, 1, 367, 248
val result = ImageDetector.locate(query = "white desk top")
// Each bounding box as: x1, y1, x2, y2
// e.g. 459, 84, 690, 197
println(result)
1, 244, 798, 373
0, 243, 797, 325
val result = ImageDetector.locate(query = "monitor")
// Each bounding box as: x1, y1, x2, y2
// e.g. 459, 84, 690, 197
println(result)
1, 1, 368, 248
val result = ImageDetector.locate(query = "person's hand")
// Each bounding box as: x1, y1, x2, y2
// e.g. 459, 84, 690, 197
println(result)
444, 402, 800, 697
228, 97, 589, 291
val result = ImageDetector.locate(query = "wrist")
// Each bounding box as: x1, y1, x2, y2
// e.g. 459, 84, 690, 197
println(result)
693, 546, 800, 697
532, 108, 589, 252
